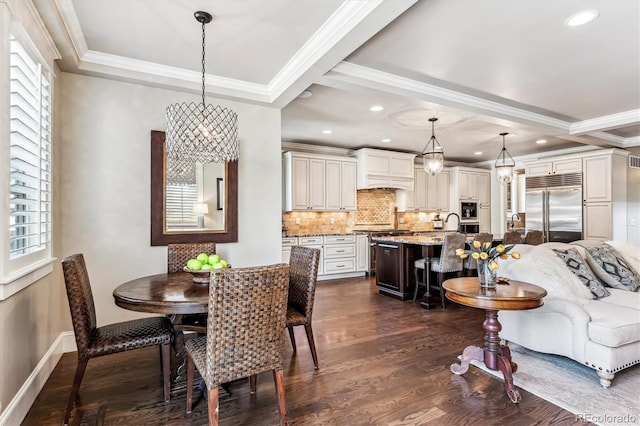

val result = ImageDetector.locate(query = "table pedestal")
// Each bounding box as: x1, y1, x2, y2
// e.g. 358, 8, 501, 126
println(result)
450, 309, 521, 403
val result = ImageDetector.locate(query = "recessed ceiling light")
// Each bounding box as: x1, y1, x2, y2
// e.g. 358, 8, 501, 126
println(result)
369, 105, 384, 112
536, 139, 547, 144
474, 151, 483, 155
297, 90, 312, 99
565, 10, 599, 27
381, 138, 391, 143
321, 130, 332, 135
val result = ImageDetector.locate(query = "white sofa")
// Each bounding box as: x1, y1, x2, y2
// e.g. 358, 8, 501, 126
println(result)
496, 241, 640, 388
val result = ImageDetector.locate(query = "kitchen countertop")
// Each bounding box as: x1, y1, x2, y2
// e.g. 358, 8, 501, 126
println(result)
283, 232, 364, 237
372, 234, 503, 245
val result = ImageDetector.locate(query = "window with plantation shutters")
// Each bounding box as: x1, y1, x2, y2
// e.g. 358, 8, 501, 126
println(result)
9, 34, 52, 259
165, 184, 198, 229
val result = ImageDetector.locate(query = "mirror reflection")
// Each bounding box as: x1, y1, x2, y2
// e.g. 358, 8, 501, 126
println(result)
150, 130, 238, 246
165, 161, 226, 232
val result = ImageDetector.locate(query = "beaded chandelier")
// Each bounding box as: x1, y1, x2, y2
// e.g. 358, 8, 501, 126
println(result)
165, 11, 238, 185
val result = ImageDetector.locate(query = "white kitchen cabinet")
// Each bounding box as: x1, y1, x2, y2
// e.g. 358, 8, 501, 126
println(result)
354, 148, 416, 190
526, 157, 582, 177
583, 203, 612, 240
426, 169, 450, 211
299, 236, 324, 276
284, 152, 355, 212
479, 205, 491, 233
322, 235, 357, 276
356, 234, 369, 272
326, 159, 357, 210
583, 155, 611, 202
459, 170, 479, 200
397, 167, 449, 212
282, 236, 298, 263
414, 168, 428, 210
581, 150, 628, 241
478, 172, 491, 206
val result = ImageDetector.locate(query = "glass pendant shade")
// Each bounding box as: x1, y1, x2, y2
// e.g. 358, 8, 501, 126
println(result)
165, 11, 238, 185
422, 117, 444, 175
495, 132, 515, 184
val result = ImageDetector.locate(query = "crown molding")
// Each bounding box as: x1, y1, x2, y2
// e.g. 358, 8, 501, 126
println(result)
326, 61, 572, 131
267, 0, 386, 102
569, 109, 640, 135
281, 141, 354, 157
54, 0, 86, 59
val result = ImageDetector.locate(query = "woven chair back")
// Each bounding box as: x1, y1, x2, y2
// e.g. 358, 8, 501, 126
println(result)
525, 230, 544, 245
287, 246, 320, 321
434, 232, 466, 273
503, 230, 522, 245
62, 254, 98, 360
205, 264, 290, 388
167, 243, 216, 273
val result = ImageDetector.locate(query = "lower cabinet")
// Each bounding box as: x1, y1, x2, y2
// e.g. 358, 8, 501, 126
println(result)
299, 236, 325, 276
375, 242, 400, 292
323, 235, 356, 275
291, 234, 367, 280
356, 234, 369, 272
281, 236, 298, 263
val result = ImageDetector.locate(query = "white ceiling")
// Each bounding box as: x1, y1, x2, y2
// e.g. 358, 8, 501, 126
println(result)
35, 0, 640, 164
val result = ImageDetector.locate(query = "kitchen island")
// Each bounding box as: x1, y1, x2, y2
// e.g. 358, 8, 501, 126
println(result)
373, 233, 501, 308
372, 234, 447, 306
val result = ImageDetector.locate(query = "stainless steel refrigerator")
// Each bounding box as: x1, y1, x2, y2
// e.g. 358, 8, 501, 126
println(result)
525, 173, 583, 243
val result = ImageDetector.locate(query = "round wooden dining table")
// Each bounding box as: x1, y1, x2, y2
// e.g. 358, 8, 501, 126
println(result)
113, 272, 209, 315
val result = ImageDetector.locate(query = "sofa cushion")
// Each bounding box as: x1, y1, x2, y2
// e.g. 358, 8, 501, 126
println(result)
581, 244, 640, 292
605, 240, 640, 276
583, 300, 640, 347
552, 247, 610, 299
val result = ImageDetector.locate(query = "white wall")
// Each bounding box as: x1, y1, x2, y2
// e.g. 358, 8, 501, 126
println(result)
627, 147, 640, 245
59, 72, 282, 325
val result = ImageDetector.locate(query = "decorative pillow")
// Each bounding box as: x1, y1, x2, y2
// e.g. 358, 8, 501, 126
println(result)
552, 248, 610, 298
583, 244, 640, 292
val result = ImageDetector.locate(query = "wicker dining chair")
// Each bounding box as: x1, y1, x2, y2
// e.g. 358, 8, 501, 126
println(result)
167, 242, 217, 273
185, 264, 290, 426
62, 254, 173, 426
463, 233, 494, 276
503, 230, 522, 245
286, 246, 321, 369
167, 243, 216, 333
525, 230, 544, 245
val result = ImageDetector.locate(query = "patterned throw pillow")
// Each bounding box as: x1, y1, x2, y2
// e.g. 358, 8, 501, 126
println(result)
583, 244, 640, 292
552, 248, 610, 298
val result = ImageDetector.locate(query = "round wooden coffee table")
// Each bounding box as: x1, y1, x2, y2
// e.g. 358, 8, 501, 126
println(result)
443, 277, 547, 403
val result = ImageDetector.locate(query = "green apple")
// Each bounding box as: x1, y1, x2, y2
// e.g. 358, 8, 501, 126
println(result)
187, 259, 203, 270
196, 253, 209, 264
212, 262, 225, 269
208, 254, 220, 265
219, 260, 228, 268
201, 263, 213, 270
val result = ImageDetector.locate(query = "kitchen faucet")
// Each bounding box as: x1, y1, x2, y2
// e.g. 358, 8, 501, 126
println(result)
445, 213, 461, 233
510, 213, 520, 229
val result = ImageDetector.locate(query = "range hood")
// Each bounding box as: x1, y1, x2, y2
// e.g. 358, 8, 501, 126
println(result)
354, 148, 416, 191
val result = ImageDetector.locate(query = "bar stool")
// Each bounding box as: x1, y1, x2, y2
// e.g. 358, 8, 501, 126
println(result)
414, 232, 465, 309
463, 233, 493, 276
525, 230, 544, 245
503, 230, 522, 245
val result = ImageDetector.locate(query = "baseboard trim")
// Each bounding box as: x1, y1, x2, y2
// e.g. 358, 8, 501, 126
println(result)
0, 331, 76, 426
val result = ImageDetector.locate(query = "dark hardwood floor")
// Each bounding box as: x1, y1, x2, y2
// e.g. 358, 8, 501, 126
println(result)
23, 276, 580, 425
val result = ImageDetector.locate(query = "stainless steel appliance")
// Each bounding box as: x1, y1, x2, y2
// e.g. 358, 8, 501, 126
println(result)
525, 173, 583, 243
361, 229, 412, 276
459, 222, 479, 234
460, 201, 478, 221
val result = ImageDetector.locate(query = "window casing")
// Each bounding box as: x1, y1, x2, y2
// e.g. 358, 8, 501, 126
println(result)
0, 25, 55, 297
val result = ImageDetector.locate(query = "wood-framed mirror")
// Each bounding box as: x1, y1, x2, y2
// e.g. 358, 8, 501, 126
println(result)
150, 130, 238, 245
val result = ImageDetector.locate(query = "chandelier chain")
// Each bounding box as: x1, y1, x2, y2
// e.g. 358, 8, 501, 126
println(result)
201, 19, 206, 108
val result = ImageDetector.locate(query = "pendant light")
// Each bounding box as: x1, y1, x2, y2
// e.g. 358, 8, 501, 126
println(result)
422, 117, 444, 175
495, 132, 515, 184
165, 11, 238, 185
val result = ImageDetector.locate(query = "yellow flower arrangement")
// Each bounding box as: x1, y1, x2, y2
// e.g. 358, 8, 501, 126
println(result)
455, 240, 520, 272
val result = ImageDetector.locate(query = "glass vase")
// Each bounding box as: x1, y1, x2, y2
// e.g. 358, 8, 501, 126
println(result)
477, 259, 497, 288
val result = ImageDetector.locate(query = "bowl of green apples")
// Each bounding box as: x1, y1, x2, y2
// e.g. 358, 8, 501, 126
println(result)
183, 253, 230, 284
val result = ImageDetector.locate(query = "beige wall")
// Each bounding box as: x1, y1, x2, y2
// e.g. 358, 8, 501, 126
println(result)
58, 72, 283, 326
0, 71, 282, 417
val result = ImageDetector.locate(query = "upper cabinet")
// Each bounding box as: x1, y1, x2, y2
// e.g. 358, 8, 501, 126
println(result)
458, 170, 479, 200
526, 157, 582, 177
397, 167, 450, 212
283, 152, 356, 211
354, 148, 416, 191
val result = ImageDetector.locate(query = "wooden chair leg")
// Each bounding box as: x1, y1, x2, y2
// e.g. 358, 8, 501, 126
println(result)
287, 326, 297, 352
304, 323, 319, 369
438, 272, 446, 309
413, 266, 421, 301
207, 386, 220, 426
161, 341, 171, 402
249, 374, 257, 394
273, 369, 287, 426
186, 354, 195, 413
63, 358, 88, 426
